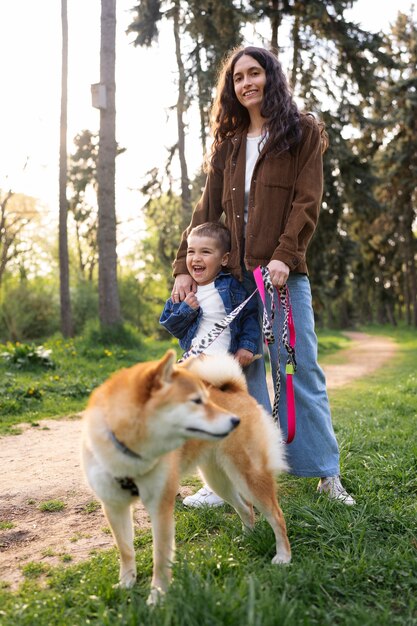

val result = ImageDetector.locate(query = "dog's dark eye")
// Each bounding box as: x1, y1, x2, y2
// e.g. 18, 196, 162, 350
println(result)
192, 397, 203, 404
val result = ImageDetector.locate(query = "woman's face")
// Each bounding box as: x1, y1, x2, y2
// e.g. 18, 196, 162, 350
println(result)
232, 54, 266, 113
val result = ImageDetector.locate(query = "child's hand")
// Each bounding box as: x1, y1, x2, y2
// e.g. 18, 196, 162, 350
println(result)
234, 348, 254, 368
184, 292, 199, 309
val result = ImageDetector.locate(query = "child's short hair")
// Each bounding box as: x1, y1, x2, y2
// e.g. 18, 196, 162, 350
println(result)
187, 222, 231, 254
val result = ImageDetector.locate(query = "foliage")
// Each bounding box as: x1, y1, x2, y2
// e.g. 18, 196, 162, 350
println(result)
1, 342, 55, 369
81, 319, 144, 348
0, 332, 177, 435
0, 190, 41, 285
67, 130, 99, 281
38, 500, 66, 513
0, 277, 60, 341
372, 12, 417, 326
3, 3, 417, 335
70, 277, 99, 332
0, 328, 415, 624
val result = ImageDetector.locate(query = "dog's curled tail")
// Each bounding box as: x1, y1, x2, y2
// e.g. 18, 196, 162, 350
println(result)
180, 353, 247, 392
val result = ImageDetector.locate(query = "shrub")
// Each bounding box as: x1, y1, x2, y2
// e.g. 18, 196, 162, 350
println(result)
0, 278, 59, 341
71, 279, 99, 333
0, 342, 55, 369
81, 319, 143, 348
38, 500, 66, 512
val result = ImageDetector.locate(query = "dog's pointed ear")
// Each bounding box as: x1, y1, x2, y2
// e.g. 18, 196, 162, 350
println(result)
154, 349, 177, 384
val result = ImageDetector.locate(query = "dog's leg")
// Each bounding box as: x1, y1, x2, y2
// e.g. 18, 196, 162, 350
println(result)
202, 464, 256, 530
244, 472, 291, 564
142, 480, 177, 606
102, 502, 137, 588
224, 491, 255, 531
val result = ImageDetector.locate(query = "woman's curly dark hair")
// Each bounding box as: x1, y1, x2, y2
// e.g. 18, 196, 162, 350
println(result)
210, 46, 302, 159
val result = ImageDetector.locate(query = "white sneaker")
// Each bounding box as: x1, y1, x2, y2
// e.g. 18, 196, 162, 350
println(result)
183, 486, 224, 508
317, 476, 356, 506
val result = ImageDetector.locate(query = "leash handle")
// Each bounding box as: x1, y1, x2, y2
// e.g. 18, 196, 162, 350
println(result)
254, 266, 296, 444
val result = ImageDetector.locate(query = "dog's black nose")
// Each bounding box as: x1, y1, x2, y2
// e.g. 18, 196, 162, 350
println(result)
230, 417, 240, 429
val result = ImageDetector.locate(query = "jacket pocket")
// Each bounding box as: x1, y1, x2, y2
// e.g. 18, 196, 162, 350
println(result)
259, 153, 294, 189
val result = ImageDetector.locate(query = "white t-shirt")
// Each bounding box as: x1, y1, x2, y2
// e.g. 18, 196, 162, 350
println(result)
191, 282, 231, 354
244, 134, 267, 224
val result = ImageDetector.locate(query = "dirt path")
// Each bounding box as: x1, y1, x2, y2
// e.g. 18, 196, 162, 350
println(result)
0, 332, 397, 590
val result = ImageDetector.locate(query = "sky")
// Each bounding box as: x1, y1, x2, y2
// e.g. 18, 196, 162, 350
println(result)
0, 0, 415, 250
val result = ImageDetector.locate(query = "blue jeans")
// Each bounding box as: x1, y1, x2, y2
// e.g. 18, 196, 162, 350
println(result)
243, 271, 340, 478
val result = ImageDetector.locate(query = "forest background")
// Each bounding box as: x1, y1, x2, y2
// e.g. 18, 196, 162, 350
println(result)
0, 0, 416, 344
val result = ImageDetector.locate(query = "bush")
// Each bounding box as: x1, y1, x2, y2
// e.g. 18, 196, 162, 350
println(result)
0, 278, 60, 341
0, 342, 55, 369
81, 319, 143, 348
71, 279, 99, 333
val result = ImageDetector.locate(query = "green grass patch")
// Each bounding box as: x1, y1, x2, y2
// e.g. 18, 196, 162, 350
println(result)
0, 331, 178, 435
316, 328, 352, 358
0, 325, 415, 625
38, 500, 66, 513
21, 562, 50, 580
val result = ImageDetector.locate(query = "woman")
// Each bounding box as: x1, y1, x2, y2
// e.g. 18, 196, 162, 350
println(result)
171, 46, 355, 506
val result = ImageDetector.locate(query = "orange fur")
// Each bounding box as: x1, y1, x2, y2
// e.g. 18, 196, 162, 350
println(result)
81, 349, 291, 605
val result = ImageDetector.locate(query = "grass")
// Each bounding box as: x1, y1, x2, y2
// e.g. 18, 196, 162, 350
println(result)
0, 331, 178, 435
38, 500, 66, 513
0, 326, 416, 625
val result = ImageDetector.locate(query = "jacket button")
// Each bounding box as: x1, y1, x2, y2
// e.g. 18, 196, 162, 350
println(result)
292, 258, 298, 265
232, 187, 236, 191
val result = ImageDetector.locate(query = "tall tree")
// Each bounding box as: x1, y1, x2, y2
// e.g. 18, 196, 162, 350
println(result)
373, 11, 417, 326
128, 0, 191, 217
172, 0, 191, 217
250, 0, 393, 325
59, 0, 73, 337
68, 130, 99, 281
97, 0, 122, 326
185, 0, 244, 157
0, 191, 40, 284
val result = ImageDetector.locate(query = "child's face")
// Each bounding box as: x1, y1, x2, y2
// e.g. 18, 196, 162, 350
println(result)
186, 234, 229, 286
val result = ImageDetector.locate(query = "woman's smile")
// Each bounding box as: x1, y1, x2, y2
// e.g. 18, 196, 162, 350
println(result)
233, 55, 266, 111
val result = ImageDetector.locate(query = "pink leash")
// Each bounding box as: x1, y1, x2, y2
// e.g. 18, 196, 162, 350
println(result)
253, 266, 297, 444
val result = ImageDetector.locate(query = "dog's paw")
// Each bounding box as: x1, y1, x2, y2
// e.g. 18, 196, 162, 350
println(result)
113, 570, 137, 589
146, 586, 165, 607
271, 550, 291, 565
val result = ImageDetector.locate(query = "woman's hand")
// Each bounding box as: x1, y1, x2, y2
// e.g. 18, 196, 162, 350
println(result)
267, 260, 290, 288
171, 274, 197, 303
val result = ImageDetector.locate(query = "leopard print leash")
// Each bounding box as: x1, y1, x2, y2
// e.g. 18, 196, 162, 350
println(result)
178, 266, 297, 443
255, 266, 297, 431
177, 288, 258, 363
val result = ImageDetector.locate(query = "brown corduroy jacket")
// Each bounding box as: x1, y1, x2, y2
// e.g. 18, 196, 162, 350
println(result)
173, 114, 325, 280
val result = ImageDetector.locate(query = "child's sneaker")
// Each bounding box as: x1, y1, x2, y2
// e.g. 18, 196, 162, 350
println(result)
317, 476, 356, 505
183, 486, 224, 507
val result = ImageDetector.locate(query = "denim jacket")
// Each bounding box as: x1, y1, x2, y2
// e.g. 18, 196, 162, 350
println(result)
159, 271, 259, 354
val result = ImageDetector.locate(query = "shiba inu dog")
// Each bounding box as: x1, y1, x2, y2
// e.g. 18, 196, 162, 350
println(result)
81, 350, 290, 605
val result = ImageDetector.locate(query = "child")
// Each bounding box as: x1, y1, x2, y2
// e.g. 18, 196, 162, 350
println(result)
160, 222, 259, 369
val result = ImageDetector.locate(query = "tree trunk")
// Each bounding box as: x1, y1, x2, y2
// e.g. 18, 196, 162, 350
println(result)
97, 0, 121, 327
270, 0, 280, 55
405, 215, 417, 327
172, 0, 191, 219
403, 263, 411, 325
59, 0, 74, 337
291, 13, 301, 89
194, 40, 207, 161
